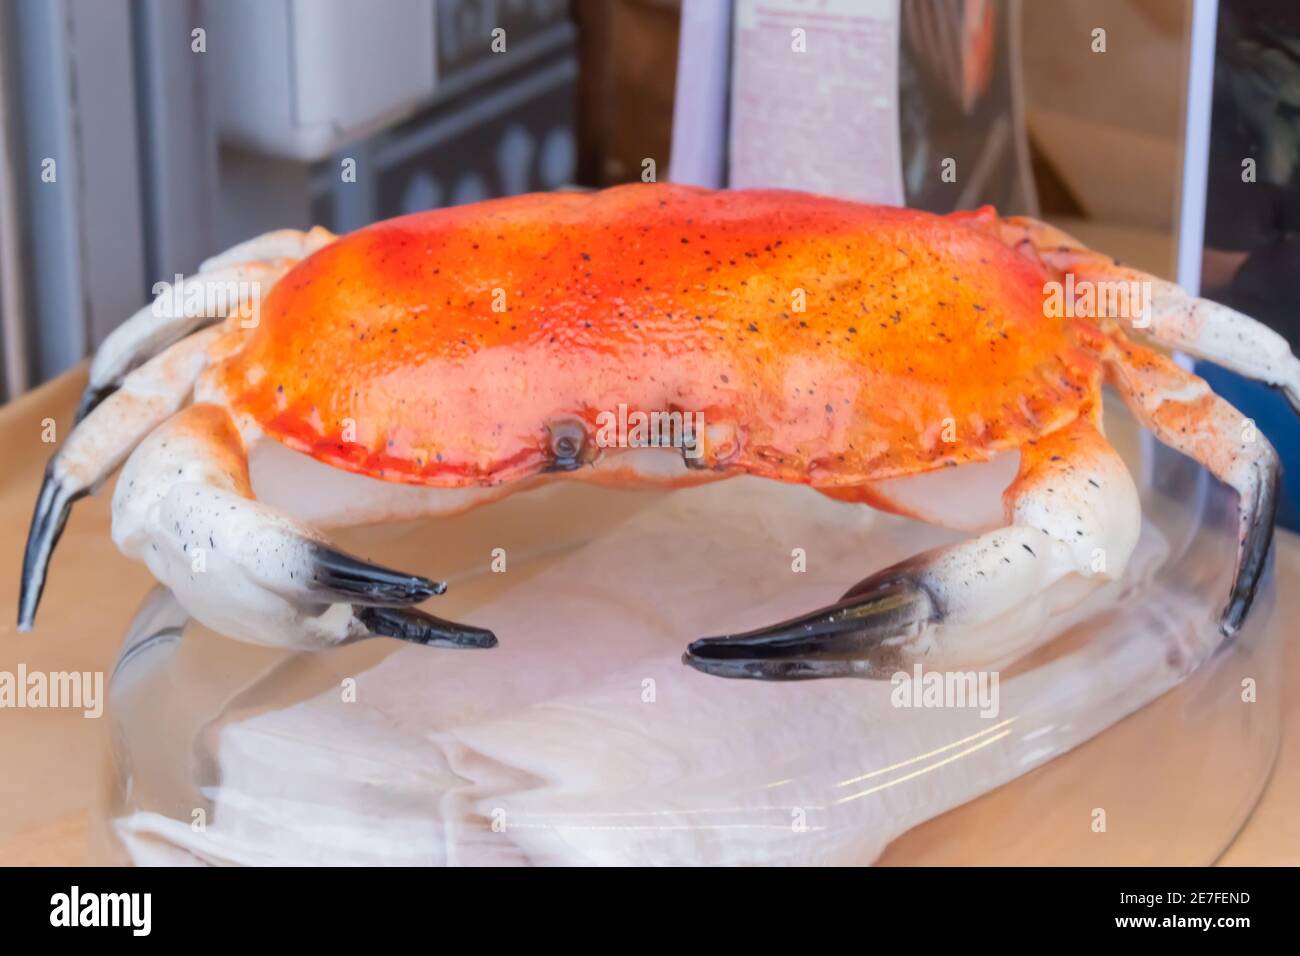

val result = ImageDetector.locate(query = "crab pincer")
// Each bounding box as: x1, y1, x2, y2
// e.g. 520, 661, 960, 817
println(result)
685, 575, 937, 680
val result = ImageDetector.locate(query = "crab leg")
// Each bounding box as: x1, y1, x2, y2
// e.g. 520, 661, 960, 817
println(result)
75, 227, 335, 423
19, 328, 222, 629
1104, 328, 1279, 633
685, 416, 1140, 679
994, 215, 1300, 410
106, 402, 494, 650
20, 321, 486, 650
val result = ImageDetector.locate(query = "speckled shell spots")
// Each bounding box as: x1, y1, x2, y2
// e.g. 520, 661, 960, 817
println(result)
215, 183, 1101, 488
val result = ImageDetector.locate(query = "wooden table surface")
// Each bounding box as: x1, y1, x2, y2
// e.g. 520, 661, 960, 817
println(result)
0, 368, 1296, 866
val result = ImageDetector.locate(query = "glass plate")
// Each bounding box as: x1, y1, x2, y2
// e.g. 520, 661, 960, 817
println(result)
94, 402, 1280, 865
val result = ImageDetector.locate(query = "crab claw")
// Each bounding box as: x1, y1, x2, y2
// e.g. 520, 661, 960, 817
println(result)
17, 466, 88, 631
683, 576, 937, 680
354, 605, 497, 649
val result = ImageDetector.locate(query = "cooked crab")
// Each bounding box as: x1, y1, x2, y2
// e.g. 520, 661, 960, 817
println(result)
17, 184, 1299, 678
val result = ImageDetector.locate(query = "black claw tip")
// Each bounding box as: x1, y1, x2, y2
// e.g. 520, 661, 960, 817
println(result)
18, 467, 86, 631
356, 605, 497, 649
1220, 453, 1279, 638
683, 577, 936, 681
682, 648, 861, 680
310, 544, 444, 605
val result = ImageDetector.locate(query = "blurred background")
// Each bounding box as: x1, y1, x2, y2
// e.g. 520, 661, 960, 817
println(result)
0, 0, 1294, 519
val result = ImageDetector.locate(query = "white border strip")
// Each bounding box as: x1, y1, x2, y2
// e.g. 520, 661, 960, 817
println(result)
669, 0, 733, 187
1175, 0, 1219, 297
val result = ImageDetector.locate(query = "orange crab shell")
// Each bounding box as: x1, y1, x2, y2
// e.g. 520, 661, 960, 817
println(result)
214, 184, 1101, 488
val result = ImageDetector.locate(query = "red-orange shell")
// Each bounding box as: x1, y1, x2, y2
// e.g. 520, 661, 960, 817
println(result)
215, 184, 1100, 487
